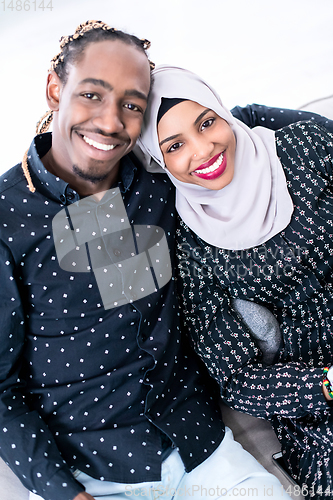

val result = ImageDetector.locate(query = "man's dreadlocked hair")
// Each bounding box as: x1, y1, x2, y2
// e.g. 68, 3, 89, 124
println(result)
50, 20, 155, 84
22, 20, 155, 193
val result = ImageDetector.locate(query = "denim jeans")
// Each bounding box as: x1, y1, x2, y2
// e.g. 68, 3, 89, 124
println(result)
67, 427, 291, 500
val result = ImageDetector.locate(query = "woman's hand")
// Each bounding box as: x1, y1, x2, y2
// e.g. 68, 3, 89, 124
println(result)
322, 366, 333, 402
73, 492, 95, 500
322, 381, 333, 402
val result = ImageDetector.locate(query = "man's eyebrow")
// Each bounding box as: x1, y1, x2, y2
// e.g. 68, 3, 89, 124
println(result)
79, 78, 113, 91
194, 108, 211, 125
124, 89, 148, 101
159, 134, 181, 147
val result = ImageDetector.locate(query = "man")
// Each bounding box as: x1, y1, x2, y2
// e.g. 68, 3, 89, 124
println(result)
0, 20, 296, 500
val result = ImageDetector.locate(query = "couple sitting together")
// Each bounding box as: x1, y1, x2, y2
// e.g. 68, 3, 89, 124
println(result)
1, 19, 333, 500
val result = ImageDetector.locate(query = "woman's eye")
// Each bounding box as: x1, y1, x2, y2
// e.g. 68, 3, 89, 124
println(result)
168, 142, 183, 153
201, 118, 214, 130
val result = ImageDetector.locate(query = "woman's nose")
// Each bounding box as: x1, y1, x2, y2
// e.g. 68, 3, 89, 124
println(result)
191, 137, 214, 162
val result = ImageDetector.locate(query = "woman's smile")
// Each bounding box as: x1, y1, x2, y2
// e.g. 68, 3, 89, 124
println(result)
192, 151, 226, 179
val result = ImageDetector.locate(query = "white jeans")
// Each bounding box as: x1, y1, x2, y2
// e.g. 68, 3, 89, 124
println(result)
46, 427, 291, 500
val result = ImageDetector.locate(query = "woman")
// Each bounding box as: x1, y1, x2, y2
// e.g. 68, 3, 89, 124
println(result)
138, 65, 333, 497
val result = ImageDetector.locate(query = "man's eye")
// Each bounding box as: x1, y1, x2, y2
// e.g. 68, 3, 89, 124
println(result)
168, 142, 183, 153
201, 118, 214, 130
124, 103, 142, 112
82, 93, 99, 100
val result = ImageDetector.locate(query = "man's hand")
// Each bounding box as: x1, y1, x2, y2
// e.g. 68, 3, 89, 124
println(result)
73, 492, 95, 500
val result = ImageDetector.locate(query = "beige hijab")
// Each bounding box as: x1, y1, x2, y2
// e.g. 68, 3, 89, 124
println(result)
138, 65, 293, 250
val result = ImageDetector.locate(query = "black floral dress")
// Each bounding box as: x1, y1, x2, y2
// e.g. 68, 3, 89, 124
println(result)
176, 121, 333, 496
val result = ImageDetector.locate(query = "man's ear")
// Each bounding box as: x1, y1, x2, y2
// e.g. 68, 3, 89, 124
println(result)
46, 71, 62, 111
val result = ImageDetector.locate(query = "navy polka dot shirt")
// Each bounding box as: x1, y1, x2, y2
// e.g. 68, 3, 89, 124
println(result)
0, 133, 224, 500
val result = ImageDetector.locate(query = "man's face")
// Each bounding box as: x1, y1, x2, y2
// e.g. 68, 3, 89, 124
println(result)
50, 40, 151, 185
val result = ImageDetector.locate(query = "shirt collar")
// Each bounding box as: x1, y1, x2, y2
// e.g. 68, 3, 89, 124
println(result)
27, 132, 138, 203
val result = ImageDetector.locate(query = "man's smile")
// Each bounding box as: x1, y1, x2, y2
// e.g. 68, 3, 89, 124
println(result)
75, 131, 127, 159
82, 135, 117, 151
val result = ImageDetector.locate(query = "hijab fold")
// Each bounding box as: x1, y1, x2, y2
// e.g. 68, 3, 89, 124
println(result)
138, 65, 294, 250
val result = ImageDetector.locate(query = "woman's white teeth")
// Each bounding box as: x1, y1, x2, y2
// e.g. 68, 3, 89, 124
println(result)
83, 135, 116, 151
195, 152, 223, 174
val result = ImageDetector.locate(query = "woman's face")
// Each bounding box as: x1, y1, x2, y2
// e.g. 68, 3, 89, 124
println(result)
158, 100, 236, 190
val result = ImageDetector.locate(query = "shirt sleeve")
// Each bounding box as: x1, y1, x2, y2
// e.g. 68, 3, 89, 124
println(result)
231, 103, 333, 134
176, 225, 328, 420
0, 242, 85, 500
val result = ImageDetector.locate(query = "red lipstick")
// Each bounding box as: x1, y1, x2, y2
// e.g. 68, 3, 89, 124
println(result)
192, 151, 226, 180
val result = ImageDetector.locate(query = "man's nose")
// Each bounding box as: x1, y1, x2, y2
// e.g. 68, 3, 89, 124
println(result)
93, 102, 124, 134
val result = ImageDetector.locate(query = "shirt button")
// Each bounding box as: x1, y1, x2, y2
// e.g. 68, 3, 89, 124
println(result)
113, 249, 121, 257
66, 191, 75, 201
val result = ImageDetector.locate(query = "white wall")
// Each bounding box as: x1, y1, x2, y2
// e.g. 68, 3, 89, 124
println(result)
0, 0, 332, 173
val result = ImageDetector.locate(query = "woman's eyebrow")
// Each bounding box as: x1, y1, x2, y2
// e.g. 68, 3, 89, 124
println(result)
159, 134, 180, 147
194, 108, 211, 125
159, 108, 212, 147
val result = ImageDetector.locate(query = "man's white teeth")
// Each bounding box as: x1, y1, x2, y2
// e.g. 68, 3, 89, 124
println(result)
195, 152, 224, 174
82, 135, 116, 151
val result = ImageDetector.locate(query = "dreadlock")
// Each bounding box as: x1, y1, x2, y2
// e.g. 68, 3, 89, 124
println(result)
22, 20, 155, 193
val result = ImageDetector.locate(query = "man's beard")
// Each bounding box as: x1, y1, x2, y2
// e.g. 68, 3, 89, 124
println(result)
72, 164, 109, 184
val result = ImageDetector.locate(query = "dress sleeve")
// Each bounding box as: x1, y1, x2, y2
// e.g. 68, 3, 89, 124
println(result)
276, 121, 333, 180
176, 222, 328, 420
0, 242, 84, 500
231, 103, 333, 134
